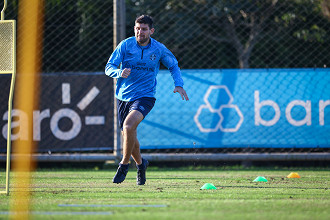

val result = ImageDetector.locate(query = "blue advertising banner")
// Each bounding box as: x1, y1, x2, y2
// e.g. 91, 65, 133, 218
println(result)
0, 73, 114, 153
138, 68, 330, 149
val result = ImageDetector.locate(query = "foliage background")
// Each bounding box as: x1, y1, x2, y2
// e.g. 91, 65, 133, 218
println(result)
2, 0, 330, 72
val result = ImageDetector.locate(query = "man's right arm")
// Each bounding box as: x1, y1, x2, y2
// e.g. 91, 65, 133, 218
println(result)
105, 41, 125, 78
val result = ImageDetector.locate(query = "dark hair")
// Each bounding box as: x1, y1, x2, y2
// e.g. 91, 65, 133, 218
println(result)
135, 15, 154, 29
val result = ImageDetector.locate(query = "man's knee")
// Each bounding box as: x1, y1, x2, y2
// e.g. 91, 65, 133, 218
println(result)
122, 124, 136, 134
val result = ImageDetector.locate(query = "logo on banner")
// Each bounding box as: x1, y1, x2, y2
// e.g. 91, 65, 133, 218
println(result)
46, 83, 105, 140
194, 85, 243, 133
2, 83, 105, 141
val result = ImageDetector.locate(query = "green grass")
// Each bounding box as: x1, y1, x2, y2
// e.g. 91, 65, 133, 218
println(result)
0, 166, 329, 219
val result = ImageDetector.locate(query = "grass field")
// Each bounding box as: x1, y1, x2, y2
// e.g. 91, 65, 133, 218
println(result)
0, 166, 329, 220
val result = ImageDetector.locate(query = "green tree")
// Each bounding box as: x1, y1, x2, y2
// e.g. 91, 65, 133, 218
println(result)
126, 0, 329, 69
4, 0, 329, 71
43, 0, 113, 72
206, 0, 279, 68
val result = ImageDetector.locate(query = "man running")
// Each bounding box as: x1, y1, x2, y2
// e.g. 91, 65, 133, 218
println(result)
105, 15, 189, 185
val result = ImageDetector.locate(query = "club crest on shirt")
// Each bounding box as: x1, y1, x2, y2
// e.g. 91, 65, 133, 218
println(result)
150, 54, 156, 61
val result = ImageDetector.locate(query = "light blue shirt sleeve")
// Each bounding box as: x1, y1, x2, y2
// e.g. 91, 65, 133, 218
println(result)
105, 41, 125, 78
161, 46, 184, 87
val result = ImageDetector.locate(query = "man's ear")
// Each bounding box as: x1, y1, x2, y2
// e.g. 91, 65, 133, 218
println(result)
150, 28, 155, 35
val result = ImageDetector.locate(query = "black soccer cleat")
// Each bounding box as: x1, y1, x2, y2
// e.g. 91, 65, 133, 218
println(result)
136, 158, 149, 185
113, 163, 129, 184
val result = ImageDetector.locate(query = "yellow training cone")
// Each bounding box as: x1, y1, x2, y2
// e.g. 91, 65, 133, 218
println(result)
287, 172, 301, 178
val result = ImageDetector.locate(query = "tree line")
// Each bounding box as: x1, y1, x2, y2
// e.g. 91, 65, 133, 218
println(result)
2, 0, 330, 72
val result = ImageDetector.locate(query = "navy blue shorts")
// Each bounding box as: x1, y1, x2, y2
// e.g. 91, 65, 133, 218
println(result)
117, 97, 156, 130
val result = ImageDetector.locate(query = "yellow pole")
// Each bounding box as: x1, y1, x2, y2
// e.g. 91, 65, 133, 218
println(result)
0, 0, 16, 196
5, 20, 16, 196
1, 0, 7, 20
10, 0, 44, 219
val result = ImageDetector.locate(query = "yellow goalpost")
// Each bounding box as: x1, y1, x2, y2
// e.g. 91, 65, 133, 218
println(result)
0, 0, 43, 218
0, 0, 16, 196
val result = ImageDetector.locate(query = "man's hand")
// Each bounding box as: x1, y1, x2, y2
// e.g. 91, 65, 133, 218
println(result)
173, 86, 189, 101
121, 68, 131, 78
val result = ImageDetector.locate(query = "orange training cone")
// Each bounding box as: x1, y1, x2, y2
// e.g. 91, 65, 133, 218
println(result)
287, 172, 300, 178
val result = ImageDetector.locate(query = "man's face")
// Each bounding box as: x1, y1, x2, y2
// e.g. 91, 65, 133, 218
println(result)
134, 23, 154, 46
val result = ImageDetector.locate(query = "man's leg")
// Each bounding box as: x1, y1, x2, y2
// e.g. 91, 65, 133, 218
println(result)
121, 110, 143, 164
113, 110, 143, 184
129, 126, 150, 185
131, 137, 149, 185
131, 139, 142, 165
123, 111, 149, 185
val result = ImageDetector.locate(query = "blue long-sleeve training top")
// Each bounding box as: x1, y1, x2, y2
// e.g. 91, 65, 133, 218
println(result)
105, 36, 184, 101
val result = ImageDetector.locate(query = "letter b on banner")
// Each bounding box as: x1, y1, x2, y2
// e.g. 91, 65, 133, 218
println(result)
254, 91, 280, 126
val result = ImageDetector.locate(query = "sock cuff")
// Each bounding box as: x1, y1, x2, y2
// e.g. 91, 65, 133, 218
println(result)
119, 163, 129, 168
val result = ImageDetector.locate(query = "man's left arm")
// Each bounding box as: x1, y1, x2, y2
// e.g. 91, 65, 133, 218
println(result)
161, 47, 189, 101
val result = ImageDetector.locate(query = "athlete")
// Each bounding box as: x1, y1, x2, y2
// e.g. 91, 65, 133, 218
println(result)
105, 15, 189, 185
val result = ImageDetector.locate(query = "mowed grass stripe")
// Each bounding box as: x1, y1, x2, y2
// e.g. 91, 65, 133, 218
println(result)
0, 168, 329, 220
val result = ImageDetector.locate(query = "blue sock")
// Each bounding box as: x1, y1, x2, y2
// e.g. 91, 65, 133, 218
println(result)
137, 159, 146, 170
